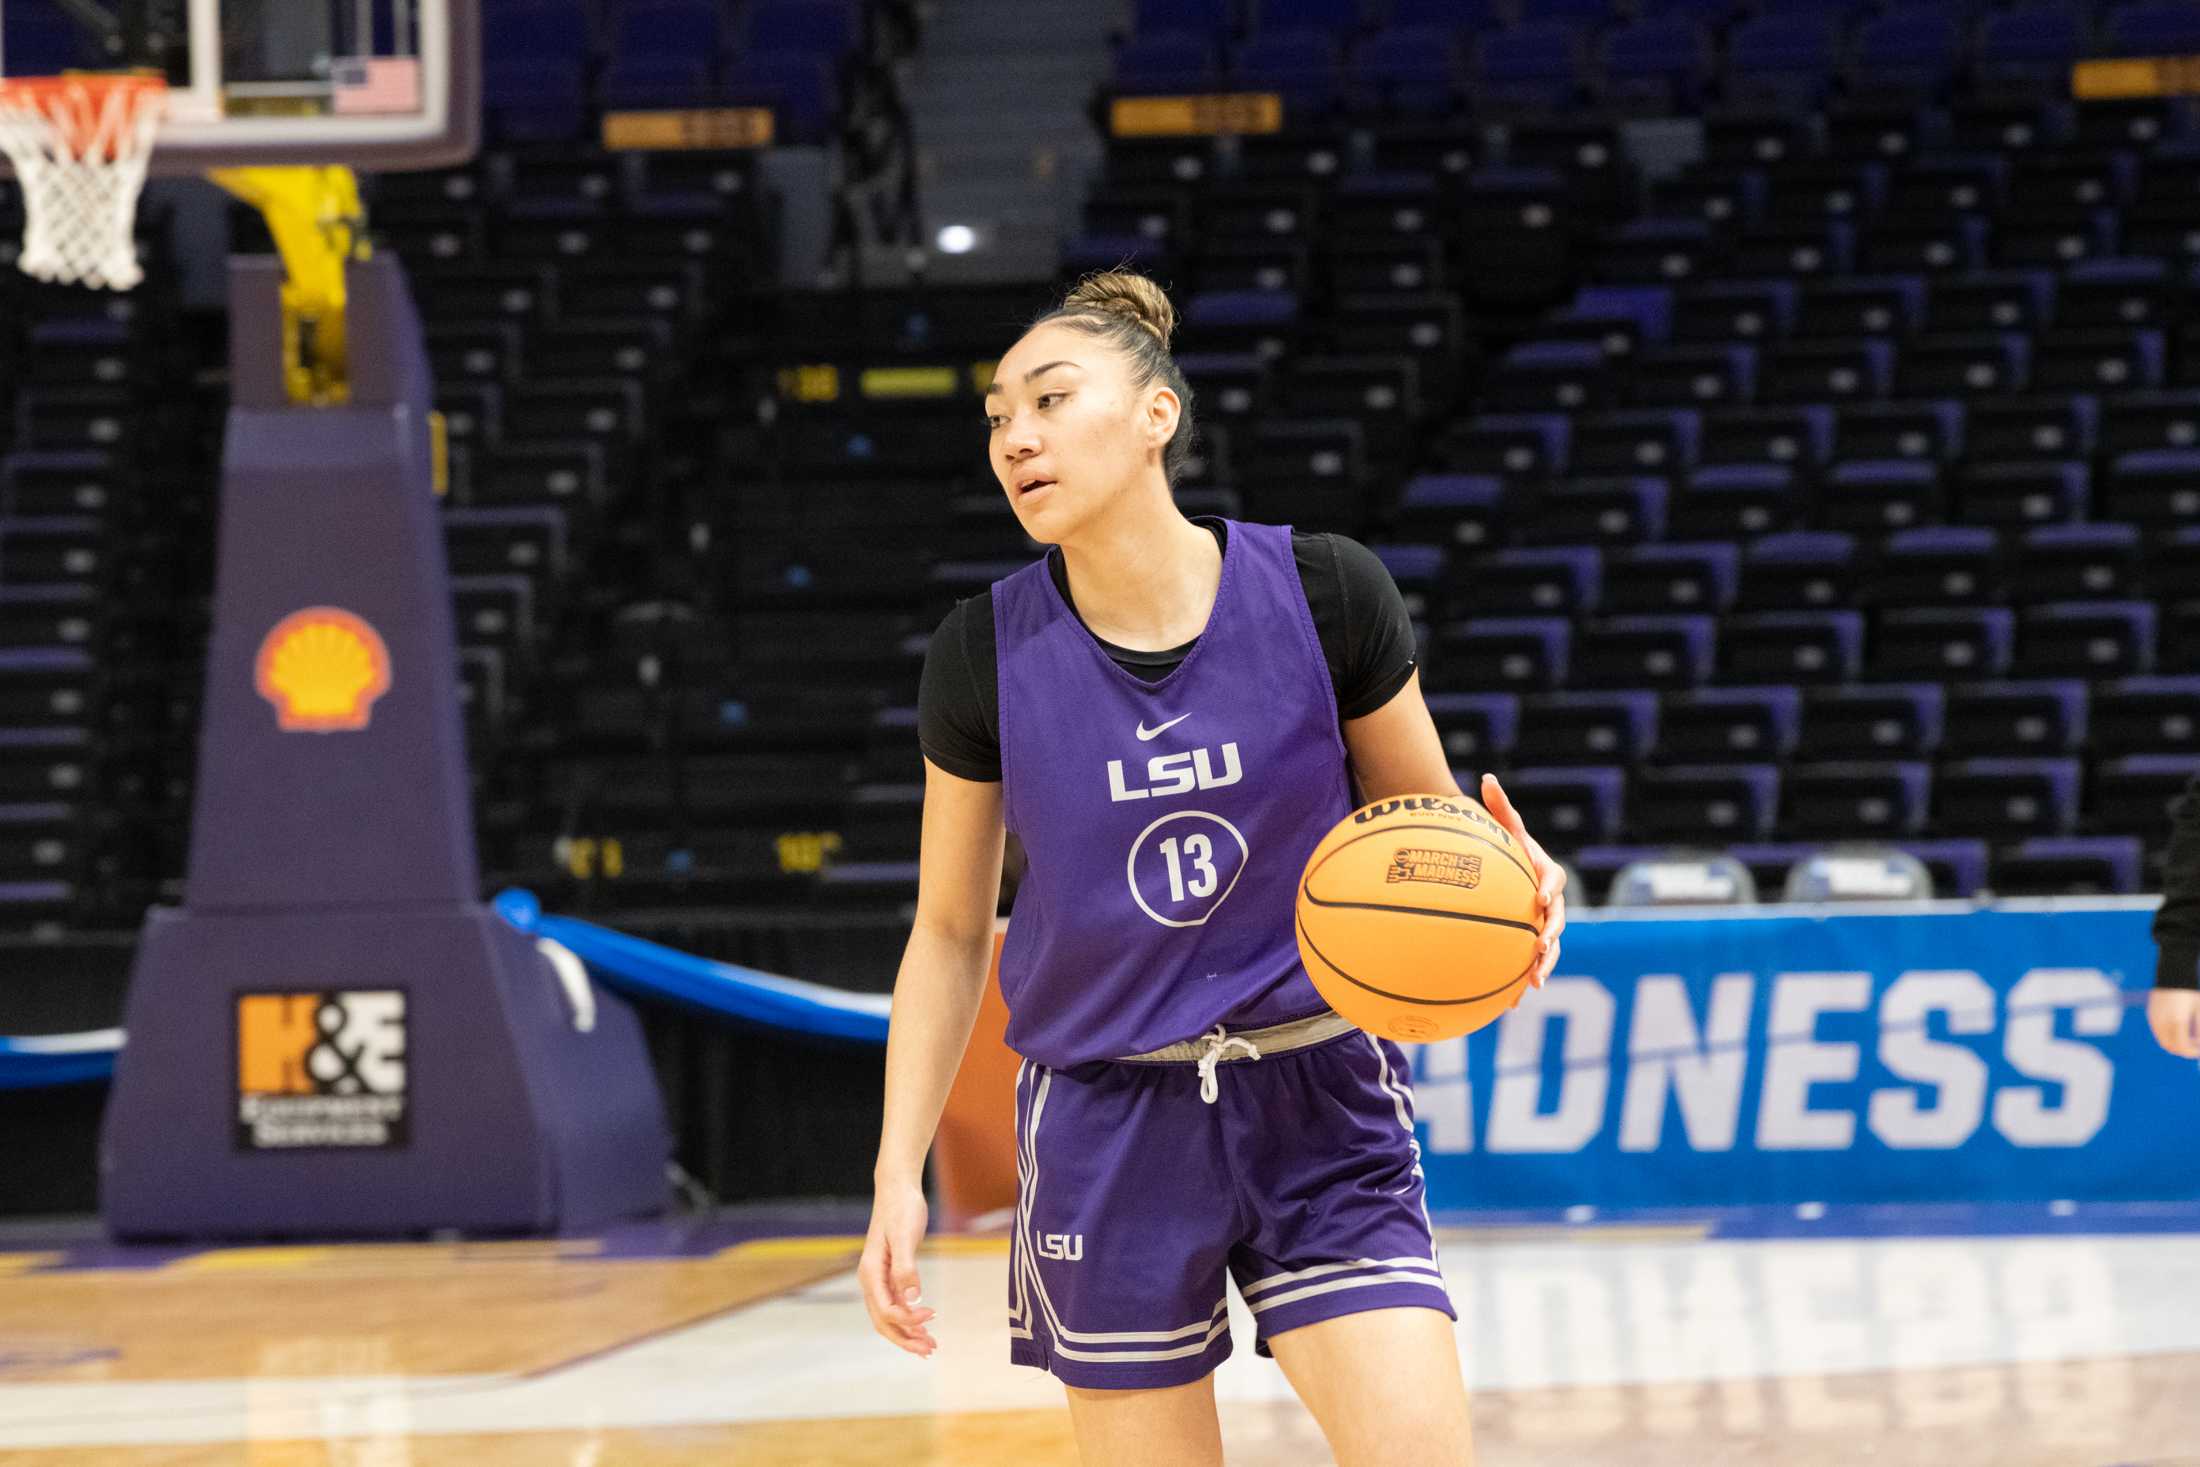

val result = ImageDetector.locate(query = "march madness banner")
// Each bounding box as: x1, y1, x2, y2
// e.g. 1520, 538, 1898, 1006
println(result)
1405, 902, 2194, 1209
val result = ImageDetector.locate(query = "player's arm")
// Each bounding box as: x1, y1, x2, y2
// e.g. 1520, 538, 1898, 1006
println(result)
2149, 773, 2200, 1059
862, 756, 1005, 1356
1344, 675, 1566, 990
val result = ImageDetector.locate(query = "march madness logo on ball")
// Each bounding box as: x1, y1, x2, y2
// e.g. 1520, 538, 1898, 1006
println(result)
253, 607, 393, 732
1386, 847, 1484, 890
234, 990, 409, 1150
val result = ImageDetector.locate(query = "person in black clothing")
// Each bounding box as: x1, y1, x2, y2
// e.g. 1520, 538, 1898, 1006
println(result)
919, 523, 1421, 783
2151, 772, 2200, 1059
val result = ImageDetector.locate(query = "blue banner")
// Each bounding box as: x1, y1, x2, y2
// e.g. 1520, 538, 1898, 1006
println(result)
1406, 901, 2197, 1208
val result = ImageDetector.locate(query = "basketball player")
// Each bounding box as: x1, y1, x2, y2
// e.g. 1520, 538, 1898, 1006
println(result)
859, 270, 1565, 1466
2149, 770, 2199, 1059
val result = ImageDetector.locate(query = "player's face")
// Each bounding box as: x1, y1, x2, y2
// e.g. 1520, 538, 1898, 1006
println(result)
985, 323, 1160, 536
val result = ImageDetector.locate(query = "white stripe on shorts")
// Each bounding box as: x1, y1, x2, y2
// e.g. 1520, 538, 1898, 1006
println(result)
1237, 1255, 1444, 1299
1244, 1269, 1456, 1316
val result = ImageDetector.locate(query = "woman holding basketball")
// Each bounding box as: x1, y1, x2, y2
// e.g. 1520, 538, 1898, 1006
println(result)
859, 270, 1566, 1466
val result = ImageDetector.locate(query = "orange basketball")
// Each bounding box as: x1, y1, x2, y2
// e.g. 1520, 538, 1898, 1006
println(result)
1295, 793, 1543, 1044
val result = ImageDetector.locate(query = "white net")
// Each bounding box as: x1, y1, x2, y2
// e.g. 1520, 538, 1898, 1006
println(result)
0, 78, 166, 292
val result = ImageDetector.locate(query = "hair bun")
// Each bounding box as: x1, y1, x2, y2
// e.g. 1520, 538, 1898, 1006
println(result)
1061, 269, 1177, 350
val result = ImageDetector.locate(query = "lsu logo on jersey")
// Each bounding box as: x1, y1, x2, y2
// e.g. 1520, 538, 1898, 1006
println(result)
1107, 743, 1243, 803
1036, 1232, 1085, 1261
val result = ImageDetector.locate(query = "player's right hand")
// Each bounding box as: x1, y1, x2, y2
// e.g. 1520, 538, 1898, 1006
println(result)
2148, 988, 2200, 1060
860, 1178, 937, 1356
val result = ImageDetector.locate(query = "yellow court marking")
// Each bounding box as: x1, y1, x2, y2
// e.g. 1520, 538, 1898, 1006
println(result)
167, 1247, 340, 1274
0, 1253, 60, 1277
714, 1236, 864, 1262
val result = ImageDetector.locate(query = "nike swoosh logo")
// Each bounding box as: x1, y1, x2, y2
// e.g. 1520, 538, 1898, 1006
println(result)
1135, 714, 1191, 741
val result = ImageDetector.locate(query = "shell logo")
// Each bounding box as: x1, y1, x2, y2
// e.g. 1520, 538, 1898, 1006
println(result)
254, 607, 393, 732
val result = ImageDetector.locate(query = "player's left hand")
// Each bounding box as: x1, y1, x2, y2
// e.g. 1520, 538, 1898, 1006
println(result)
1481, 772, 1567, 991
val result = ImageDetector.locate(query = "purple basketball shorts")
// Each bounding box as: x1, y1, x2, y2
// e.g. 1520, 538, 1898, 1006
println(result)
1007, 1030, 1454, 1390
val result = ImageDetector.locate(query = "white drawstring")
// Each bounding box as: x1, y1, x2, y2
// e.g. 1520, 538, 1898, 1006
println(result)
1194, 1024, 1262, 1104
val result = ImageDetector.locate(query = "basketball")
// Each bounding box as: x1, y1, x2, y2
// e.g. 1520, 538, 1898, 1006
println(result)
1295, 793, 1543, 1044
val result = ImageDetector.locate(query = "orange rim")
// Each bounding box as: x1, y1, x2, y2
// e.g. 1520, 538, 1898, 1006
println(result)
0, 74, 166, 160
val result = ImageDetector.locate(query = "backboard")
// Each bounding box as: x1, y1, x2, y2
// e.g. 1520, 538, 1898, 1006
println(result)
0, 0, 478, 174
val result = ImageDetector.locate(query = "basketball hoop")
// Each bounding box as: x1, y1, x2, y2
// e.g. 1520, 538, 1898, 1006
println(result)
0, 75, 167, 291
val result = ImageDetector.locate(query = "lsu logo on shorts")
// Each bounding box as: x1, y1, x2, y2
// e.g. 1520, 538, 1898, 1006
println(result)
235, 990, 409, 1150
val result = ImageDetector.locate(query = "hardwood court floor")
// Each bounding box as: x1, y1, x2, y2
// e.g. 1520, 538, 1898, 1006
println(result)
2, 1211, 2197, 1466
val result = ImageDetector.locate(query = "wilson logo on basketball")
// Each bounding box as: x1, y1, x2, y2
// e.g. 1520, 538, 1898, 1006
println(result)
253, 607, 393, 732
1386, 848, 1483, 890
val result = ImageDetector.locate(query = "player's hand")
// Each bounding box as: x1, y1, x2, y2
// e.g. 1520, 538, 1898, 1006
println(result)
860, 1177, 937, 1356
2148, 989, 2200, 1060
1481, 772, 1567, 991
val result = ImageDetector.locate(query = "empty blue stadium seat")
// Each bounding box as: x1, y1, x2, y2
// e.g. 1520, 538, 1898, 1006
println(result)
611, 1, 725, 65
1895, 837, 1991, 897
1945, 678, 2089, 755
2093, 675, 2200, 756
1660, 686, 1805, 760
1604, 542, 1739, 613
1254, 0, 1363, 39
1874, 607, 2016, 677
483, 0, 593, 60
1801, 682, 1946, 758
1474, 23, 1588, 113
1396, 474, 1509, 548
1390, 0, 1503, 28
1938, 757, 2083, 837
1977, 4, 2086, 90
1632, 764, 1781, 841
484, 59, 590, 143
1528, 478, 1669, 546
1784, 760, 1933, 838
1233, 31, 1346, 114
1724, 609, 1866, 683
1726, 15, 1839, 107
600, 58, 717, 110
1437, 616, 1572, 690
1136, 0, 1231, 43
1603, 17, 1714, 111
1465, 547, 1604, 616
1524, 690, 1661, 763
1738, 531, 1858, 609
1351, 26, 1467, 113
1425, 692, 1521, 762
1681, 463, 1799, 537
1573, 409, 1702, 473
1507, 766, 1628, 845
2106, 1, 2200, 57
1827, 459, 1943, 531
1873, 526, 2003, 606
2017, 523, 2142, 601
1679, 281, 1799, 343
1113, 32, 1221, 92
2105, 448, 2200, 525
1577, 614, 1718, 687
1849, 9, 1964, 97
747, 0, 861, 55
1992, 837, 2146, 896
2021, 600, 2159, 676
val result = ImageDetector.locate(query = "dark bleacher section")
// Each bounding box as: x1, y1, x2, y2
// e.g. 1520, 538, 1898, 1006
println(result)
1110, 0, 2200, 121
1087, 1, 2200, 904
482, 0, 914, 143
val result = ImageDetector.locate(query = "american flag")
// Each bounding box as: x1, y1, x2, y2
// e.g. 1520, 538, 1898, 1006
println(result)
331, 58, 423, 116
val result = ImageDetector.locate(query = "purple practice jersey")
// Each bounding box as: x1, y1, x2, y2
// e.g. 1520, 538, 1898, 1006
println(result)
992, 519, 1357, 1067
